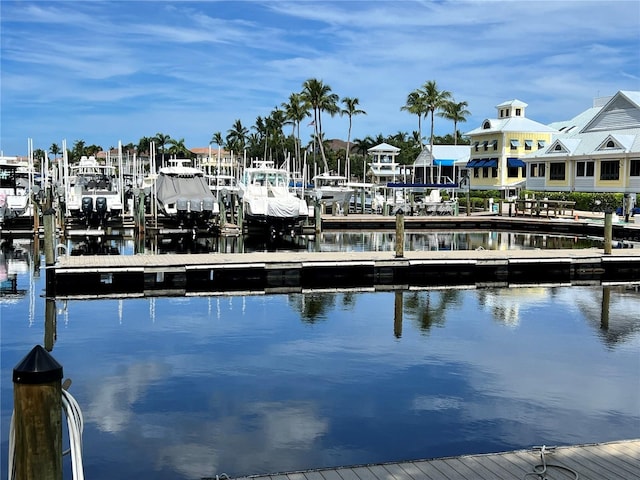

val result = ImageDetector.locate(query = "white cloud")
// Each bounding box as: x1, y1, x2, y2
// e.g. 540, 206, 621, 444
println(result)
1, 0, 638, 154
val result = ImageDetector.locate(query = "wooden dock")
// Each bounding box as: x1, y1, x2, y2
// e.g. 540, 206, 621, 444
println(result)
51, 248, 640, 298
229, 439, 640, 480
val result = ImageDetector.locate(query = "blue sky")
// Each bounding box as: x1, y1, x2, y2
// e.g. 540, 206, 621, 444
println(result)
1, 0, 639, 157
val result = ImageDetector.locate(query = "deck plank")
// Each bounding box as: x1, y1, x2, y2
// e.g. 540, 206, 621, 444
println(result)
229, 440, 640, 480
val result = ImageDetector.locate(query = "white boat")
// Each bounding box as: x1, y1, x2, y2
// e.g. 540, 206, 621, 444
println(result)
65, 156, 124, 227
312, 172, 354, 214
155, 158, 219, 228
0, 159, 34, 225
238, 160, 309, 238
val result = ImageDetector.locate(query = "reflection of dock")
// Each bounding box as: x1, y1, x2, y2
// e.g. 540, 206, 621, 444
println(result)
52, 248, 640, 298
229, 439, 640, 480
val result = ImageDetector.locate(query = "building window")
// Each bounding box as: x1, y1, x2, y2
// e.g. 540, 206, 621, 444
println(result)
600, 160, 620, 181
483, 121, 491, 129
515, 108, 521, 116
492, 167, 498, 178
482, 167, 489, 177
631, 159, 640, 176
508, 167, 519, 178
474, 142, 479, 152
531, 164, 537, 177
554, 144, 563, 151
537, 140, 546, 149
474, 168, 479, 178
577, 161, 595, 177
524, 140, 533, 151
539, 163, 546, 178
606, 140, 615, 148
510, 139, 519, 150
483, 141, 489, 151
549, 162, 565, 181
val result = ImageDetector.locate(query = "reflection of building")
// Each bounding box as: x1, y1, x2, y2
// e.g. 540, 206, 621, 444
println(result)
478, 287, 549, 327
465, 99, 557, 198
0, 242, 29, 300
524, 90, 640, 194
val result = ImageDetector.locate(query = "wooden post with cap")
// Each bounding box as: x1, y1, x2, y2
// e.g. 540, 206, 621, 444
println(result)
12, 345, 64, 480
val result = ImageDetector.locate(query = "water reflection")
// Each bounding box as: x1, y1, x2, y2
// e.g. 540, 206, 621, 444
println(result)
2, 240, 640, 480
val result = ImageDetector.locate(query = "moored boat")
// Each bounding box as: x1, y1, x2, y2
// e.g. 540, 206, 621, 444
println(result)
155, 158, 219, 229
238, 160, 309, 238
65, 156, 124, 227
312, 172, 354, 214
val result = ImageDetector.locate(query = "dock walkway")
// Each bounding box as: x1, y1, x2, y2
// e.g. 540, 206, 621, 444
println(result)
52, 248, 640, 298
230, 439, 640, 480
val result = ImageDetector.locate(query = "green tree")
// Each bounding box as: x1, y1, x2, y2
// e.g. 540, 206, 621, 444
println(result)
49, 143, 61, 162
282, 92, 310, 171
421, 80, 451, 182
137, 136, 153, 155
401, 90, 427, 149
300, 78, 339, 173
340, 96, 366, 179
438, 99, 471, 145
167, 137, 191, 157
226, 119, 248, 154
154, 133, 171, 156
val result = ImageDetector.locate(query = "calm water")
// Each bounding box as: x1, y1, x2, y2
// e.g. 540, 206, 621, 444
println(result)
1, 234, 639, 480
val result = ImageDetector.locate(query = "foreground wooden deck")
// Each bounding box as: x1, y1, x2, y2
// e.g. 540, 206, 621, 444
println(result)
230, 439, 640, 480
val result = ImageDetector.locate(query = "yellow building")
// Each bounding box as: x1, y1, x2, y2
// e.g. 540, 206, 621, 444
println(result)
524, 90, 640, 195
465, 99, 556, 198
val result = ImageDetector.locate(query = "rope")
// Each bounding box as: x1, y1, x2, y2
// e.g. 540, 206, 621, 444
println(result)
8, 384, 85, 480
523, 445, 579, 480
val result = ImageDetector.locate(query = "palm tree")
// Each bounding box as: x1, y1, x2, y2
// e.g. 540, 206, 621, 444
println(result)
210, 131, 224, 148
226, 119, 248, 155
438, 99, 471, 145
340, 97, 366, 180
401, 90, 427, 149
282, 92, 310, 172
421, 80, 451, 182
154, 133, 171, 156
137, 136, 153, 156
49, 143, 61, 163
167, 137, 191, 158
300, 78, 339, 173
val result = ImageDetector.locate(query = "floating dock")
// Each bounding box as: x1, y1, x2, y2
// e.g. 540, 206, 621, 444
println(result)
52, 248, 640, 299
228, 439, 640, 480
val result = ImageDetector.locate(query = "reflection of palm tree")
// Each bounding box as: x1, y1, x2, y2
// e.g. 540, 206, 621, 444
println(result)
404, 290, 460, 332
288, 292, 337, 323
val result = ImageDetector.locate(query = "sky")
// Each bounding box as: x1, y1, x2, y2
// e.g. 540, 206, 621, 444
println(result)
1, 0, 639, 157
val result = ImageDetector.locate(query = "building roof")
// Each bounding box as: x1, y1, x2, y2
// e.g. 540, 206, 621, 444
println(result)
368, 142, 400, 153
524, 90, 640, 160
496, 99, 528, 108
414, 145, 470, 166
465, 116, 557, 135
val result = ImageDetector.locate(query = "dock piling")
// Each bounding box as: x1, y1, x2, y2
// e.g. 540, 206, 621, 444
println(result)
44, 208, 56, 296
395, 209, 404, 258
604, 210, 613, 254
12, 345, 64, 480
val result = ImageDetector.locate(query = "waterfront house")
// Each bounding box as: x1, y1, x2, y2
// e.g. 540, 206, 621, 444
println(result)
367, 143, 406, 185
523, 90, 640, 196
413, 144, 471, 186
465, 99, 557, 198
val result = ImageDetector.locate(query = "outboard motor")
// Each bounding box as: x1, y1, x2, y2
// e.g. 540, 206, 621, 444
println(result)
176, 198, 188, 213
176, 197, 189, 225
202, 197, 214, 220
81, 197, 94, 217
189, 199, 203, 213
96, 197, 108, 219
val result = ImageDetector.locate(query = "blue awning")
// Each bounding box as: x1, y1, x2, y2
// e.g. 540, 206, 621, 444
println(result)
433, 159, 455, 167
507, 158, 526, 168
485, 158, 498, 168
466, 159, 481, 167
